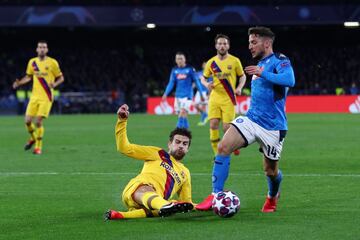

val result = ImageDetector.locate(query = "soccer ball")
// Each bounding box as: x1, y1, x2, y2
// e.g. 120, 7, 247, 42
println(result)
212, 191, 240, 218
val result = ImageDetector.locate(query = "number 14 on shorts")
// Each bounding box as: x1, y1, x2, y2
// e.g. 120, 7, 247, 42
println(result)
266, 145, 277, 158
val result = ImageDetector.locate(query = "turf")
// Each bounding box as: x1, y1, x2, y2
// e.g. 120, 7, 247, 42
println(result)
0, 113, 359, 240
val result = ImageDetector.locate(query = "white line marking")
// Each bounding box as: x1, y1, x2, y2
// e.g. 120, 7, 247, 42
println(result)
0, 172, 359, 177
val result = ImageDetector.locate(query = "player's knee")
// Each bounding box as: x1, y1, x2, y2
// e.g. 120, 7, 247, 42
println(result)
263, 166, 277, 177
36, 119, 43, 128
210, 121, 219, 130
217, 141, 232, 155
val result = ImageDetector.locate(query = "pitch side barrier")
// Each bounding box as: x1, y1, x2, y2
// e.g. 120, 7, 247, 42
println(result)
147, 96, 360, 114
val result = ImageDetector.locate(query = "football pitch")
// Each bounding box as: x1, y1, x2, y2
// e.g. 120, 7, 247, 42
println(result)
1, 113, 359, 240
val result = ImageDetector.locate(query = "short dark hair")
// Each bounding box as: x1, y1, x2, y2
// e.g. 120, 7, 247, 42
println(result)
176, 51, 186, 57
248, 26, 275, 41
38, 40, 48, 45
169, 128, 192, 146
215, 34, 230, 44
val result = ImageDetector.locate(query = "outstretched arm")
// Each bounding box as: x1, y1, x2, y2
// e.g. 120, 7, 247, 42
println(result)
115, 104, 159, 161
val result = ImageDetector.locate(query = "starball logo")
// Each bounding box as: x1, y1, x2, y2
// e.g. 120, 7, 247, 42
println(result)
160, 161, 182, 184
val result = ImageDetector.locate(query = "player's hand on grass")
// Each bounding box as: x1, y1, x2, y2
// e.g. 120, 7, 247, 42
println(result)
117, 104, 129, 120
13, 79, 20, 89
245, 65, 264, 77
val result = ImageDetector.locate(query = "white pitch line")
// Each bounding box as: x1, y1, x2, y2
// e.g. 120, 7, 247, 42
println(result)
0, 172, 360, 178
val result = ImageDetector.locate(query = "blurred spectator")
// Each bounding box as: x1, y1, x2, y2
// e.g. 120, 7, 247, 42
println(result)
349, 82, 359, 95
1, 28, 360, 113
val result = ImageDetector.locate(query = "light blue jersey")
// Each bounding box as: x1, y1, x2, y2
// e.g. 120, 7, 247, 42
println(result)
246, 53, 295, 130
164, 65, 203, 99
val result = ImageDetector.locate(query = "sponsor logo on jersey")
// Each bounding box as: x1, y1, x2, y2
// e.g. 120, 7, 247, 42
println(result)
176, 73, 188, 80
215, 72, 231, 79
35, 72, 49, 77
227, 65, 232, 70
160, 161, 182, 184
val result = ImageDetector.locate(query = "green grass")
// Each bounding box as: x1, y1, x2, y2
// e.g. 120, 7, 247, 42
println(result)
0, 113, 359, 240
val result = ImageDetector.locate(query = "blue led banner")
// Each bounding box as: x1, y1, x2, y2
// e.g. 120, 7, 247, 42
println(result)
0, 5, 358, 26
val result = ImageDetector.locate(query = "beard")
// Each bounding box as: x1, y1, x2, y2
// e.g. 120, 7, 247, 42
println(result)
38, 53, 46, 58
217, 49, 227, 57
170, 149, 185, 160
252, 50, 265, 61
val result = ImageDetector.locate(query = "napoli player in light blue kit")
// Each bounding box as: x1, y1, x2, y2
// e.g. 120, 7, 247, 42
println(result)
196, 26, 295, 212
162, 52, 203, 129
194, 61, 212, 126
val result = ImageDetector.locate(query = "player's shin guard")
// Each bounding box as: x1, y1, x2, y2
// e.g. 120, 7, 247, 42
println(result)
141, 192, 170, 211
210, 129, 220, 155
267, 169, 283, 198
35, 126, 44, 149
212, 155, 231, 193
26, 123, 37, 141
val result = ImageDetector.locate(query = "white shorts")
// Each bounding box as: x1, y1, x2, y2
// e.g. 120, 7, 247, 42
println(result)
231, 116, 287, 160
174, 97, 193, 113
194, 91, 208, 105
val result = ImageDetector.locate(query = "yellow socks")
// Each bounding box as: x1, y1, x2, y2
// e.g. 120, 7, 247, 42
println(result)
26, 123, 36, 141
210, 129, 220, 155
35, 126, 44, 149
141, 192, 170, 210
118, 209, 159, 219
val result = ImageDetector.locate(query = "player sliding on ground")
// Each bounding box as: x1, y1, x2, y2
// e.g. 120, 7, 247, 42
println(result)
105, 104, 194, 220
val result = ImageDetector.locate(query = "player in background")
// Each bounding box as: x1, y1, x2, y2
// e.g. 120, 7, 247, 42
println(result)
193, 61, 212, 126
200, 34, 246, 156
12, 40, 64, 155
162, 52, 204, 129
105, 104, 194, 220
196, 27, 295, 212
